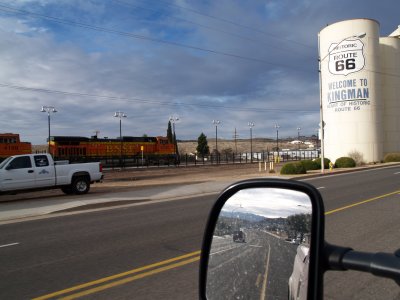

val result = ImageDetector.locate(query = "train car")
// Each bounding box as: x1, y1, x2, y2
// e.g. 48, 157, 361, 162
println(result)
50, 135, 176, 165
0, 133, 32, 162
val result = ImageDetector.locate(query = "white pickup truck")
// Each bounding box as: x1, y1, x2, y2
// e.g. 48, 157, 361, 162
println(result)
0, 154, 103, 195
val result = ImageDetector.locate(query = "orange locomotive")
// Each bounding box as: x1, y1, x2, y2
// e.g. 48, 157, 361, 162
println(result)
0, 133, 32, 161
50, 135, 176, 162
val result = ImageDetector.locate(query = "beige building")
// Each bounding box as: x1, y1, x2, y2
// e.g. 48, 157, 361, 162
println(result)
319, 19, 400, 163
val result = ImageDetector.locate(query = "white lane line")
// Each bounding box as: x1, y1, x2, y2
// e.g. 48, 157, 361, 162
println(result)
317, 187, 325, 190
394, 172, 400, 175
0, 242, 19, 248
210, 246, 238, 255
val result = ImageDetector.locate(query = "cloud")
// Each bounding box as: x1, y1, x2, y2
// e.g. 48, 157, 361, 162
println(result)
0, 0, 397, 144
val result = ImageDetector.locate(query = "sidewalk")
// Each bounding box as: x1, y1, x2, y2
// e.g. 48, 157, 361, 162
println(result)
0, 179, 245, 223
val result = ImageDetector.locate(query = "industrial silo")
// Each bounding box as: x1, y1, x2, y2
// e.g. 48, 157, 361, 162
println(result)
319, 19, 383, 163
380, 27, 400, 155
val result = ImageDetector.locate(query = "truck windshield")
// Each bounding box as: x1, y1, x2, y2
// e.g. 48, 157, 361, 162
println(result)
0, 157, 13, 169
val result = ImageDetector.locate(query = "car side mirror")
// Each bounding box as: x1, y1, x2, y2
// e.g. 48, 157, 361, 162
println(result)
199, 179, 325, 300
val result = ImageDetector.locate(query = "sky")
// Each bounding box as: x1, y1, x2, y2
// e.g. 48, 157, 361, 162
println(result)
0, 0, 398, 145
223, 188, 312, 219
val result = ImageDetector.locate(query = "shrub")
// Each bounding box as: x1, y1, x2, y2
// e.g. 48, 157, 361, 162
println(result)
314, 158, 331, 169
299, 160, 319, 171
348, 150, 365, 166
280, 162, 307, 175
383, 153, 400, 163
335, 157, 356, 168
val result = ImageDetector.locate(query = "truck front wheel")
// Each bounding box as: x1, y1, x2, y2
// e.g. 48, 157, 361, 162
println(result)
72, 176, 90, 194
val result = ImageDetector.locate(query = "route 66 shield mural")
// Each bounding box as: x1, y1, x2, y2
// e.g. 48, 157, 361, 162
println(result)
328, 39, 365, 76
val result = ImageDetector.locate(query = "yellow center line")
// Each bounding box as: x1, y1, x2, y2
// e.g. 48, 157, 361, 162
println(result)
59, 256, 200, 300
33, 190, 399, 299
260, 243, 271, 300
32, 250, 200, 300
325, 190, 400, 215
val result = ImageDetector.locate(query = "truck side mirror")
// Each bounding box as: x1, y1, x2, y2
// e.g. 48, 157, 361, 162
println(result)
199, 179, 325, 300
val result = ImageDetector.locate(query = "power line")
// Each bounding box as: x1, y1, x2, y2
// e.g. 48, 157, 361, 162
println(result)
0, 3, 312, 74
114, 0, 312, 57
0, 82, 319, 113
149, 0, 314, 49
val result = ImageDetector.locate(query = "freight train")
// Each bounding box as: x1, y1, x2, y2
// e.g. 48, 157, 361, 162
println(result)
49, 135, 177, 165
0, 133, 32, 162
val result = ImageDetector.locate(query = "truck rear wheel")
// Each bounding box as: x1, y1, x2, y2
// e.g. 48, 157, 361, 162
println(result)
72, 176, 90, 194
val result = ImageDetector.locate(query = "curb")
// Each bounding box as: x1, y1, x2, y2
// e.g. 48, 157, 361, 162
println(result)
294, 162, 400, 180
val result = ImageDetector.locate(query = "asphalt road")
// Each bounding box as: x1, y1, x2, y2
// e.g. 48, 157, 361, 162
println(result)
303, 166, 400, 300
0, 165, 399, 299
0, 195, 211, 300
207, 230, 297, 300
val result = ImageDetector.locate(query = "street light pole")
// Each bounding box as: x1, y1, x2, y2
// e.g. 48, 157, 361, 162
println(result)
248, 122, 254, 162
40, 106, 57, 155
212, 120, 220, 162
114, 111, 127, 168
297, 127, 301, 150
318, 32, 366, 173
169, 116, 179, 163
274, 124, 280, 151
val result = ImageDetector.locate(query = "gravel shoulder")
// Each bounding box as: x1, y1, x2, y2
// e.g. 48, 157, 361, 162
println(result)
98, 163, 278, 191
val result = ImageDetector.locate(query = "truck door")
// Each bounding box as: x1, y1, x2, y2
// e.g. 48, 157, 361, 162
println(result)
1, 156, 36, 191
33, 155, 55, 187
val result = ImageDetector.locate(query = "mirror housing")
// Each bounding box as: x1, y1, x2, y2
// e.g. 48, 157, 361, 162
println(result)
199, 179, 325, 300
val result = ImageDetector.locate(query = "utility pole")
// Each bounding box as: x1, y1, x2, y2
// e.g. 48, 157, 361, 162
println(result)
233, 128, 239, 154
212, 120, 220, 162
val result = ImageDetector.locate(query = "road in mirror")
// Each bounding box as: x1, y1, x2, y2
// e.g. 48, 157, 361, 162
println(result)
206, 188, 312, 300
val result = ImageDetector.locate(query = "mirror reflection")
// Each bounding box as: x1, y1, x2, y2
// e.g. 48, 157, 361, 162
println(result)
206, 188, 312, 300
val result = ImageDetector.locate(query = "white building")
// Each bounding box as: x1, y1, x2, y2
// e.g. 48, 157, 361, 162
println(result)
319, 19, 400, 163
